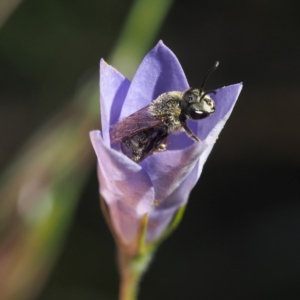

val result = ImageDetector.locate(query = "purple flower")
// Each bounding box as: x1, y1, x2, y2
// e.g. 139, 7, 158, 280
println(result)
90, 41, 242, 246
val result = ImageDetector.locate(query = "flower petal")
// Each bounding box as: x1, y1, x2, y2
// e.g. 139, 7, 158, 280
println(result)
197, 83, 243, 140
119, 41, 189, 120
90, 130, 155, 244
141, 142, 209, 208
146, 206, 178, 243
100, 59, 130, 145
145, 147, 205, 242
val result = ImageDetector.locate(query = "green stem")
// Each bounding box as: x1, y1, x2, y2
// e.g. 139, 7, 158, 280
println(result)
117, 206, 186, 300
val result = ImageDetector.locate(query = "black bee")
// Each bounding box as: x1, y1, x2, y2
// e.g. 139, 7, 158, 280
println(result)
110, 61, 219, 163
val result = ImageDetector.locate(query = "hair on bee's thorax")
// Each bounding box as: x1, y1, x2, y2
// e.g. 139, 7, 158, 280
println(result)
148, 91, 184, 133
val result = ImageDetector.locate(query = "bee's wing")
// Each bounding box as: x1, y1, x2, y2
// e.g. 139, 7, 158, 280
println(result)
110, 105, 164, 143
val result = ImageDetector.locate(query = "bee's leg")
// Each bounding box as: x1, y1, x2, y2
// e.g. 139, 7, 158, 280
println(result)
182, 122, 200, 142
145, 127, 168, 154
156, 137, 168, 152
154, 131, 168, 149
121, 137, 144, 163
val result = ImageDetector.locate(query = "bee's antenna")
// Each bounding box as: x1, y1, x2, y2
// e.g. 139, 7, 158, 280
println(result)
200, 61, 219, 93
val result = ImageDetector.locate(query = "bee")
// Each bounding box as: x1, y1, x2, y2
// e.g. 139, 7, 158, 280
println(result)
110, 61, 219, 163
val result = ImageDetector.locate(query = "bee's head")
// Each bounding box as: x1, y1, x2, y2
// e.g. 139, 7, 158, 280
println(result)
183, 89, 215, 120
182, 61, 219, 120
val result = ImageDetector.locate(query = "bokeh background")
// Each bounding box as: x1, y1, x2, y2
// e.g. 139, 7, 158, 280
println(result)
1, 0, 300, 299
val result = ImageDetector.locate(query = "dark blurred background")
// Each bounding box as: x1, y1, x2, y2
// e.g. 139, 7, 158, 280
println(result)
1, 0, 300, 299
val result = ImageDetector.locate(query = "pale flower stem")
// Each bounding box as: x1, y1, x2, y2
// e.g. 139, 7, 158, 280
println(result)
119, 252, 141, 300
118, 248, 152, 300
119, 265, 140, 300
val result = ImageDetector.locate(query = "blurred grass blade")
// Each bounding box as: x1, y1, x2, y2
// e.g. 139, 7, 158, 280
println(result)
110, 0, 173, 78
0, 0, 23, 29
0, 0, 173, 299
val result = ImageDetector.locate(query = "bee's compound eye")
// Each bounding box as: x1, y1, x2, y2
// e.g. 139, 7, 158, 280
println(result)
188, 94, 197, 102
184, 90, 198, 103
